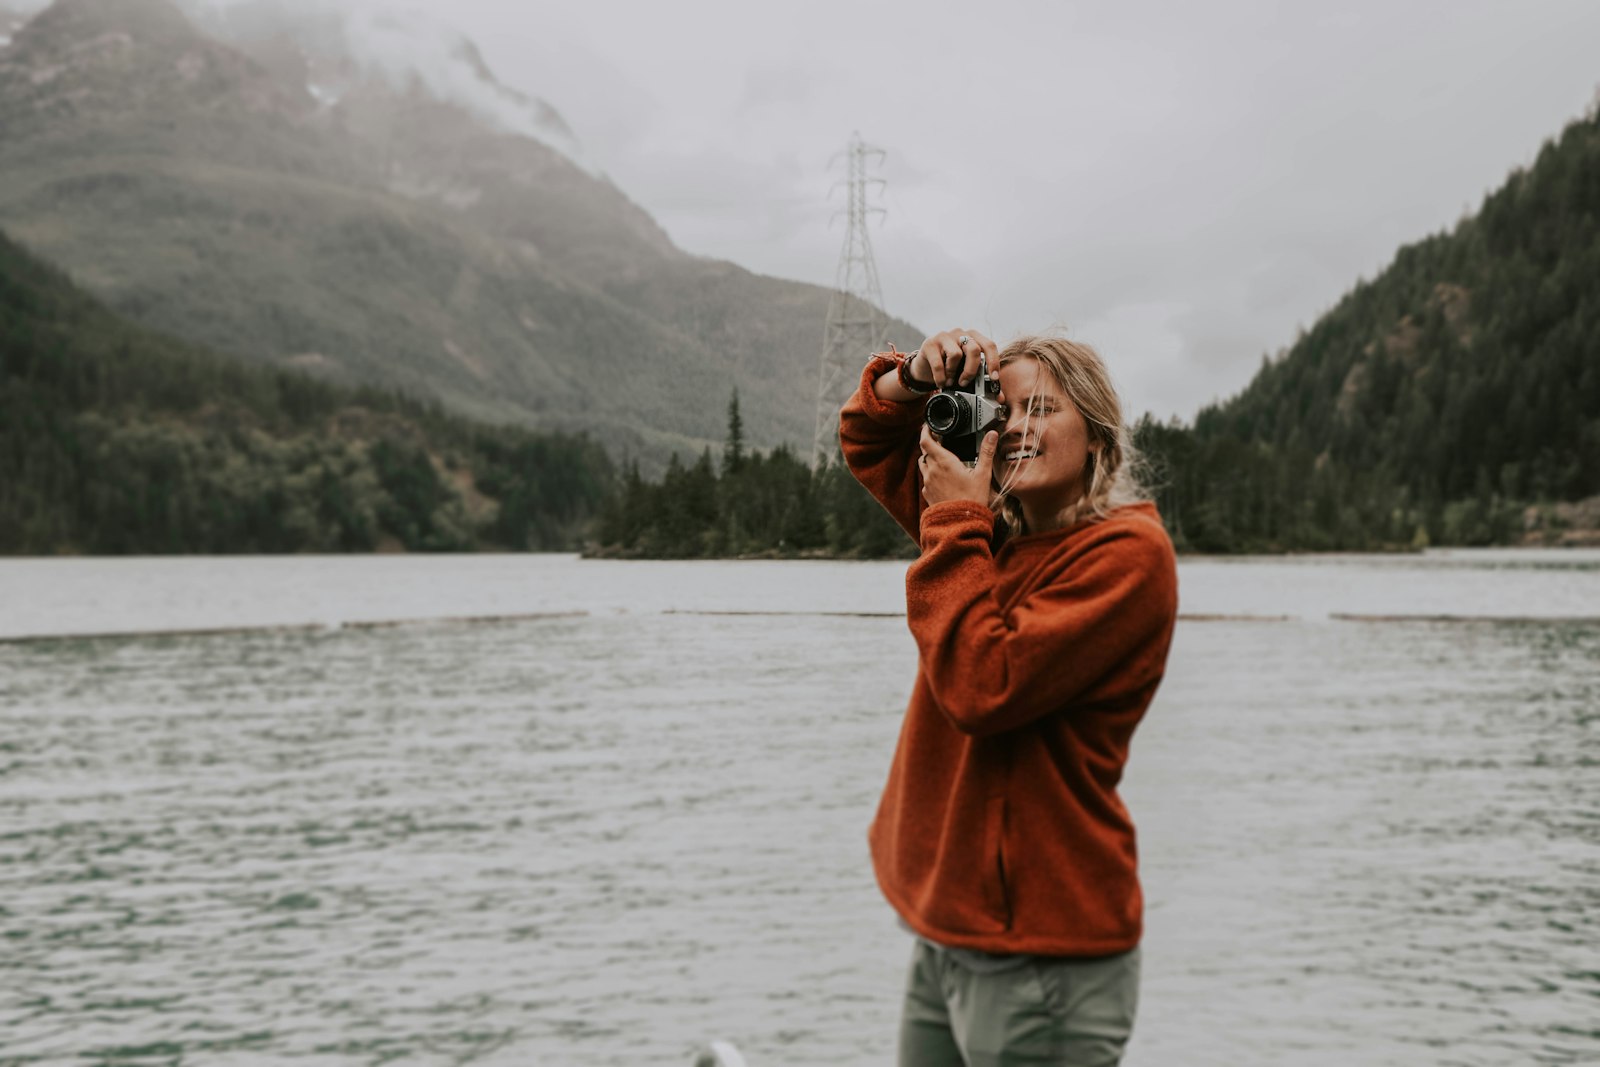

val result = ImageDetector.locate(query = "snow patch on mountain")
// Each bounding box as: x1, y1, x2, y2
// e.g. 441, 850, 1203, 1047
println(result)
185, 0, 586, 167
0, 2, 28, 44
304, 77, 335, 106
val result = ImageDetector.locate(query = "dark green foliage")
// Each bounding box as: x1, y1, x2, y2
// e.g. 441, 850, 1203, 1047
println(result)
1138, 107, 1600, 552
592, 390, 913, 559
723, 388, 745, 476
0, 230, 613, 555
367, 437, 467, 551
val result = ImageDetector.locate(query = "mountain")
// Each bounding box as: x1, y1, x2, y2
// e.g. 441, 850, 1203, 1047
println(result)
0, 0, 311, 127
190, 1, 585, 161
0, 6, 27, 40
0, 0, 919, 470
1136, 103, 1600, 551
0, 225, 614, 554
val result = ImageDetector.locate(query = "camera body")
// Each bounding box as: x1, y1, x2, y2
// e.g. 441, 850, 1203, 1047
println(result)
924, 354, 1009, 465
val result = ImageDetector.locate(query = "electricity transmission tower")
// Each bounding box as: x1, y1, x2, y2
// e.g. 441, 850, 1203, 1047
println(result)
812, 133, 889, 468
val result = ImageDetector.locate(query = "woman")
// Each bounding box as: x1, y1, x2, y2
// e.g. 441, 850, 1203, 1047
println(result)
839, 329, 1179, 1067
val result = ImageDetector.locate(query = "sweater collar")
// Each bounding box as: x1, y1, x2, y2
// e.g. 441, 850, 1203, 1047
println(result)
998, 501, 1161, 552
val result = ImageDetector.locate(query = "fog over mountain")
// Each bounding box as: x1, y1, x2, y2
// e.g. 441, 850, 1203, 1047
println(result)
136, 0, 1597, 424
186, 0, 586, 164
1, 0, 583, 165
0, 0, 921, 466
5, 0, 1598, 430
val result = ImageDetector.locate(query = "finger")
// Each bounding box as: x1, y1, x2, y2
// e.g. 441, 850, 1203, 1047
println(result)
938, 331, 968, 387
974, 430, 999, 480
919, 338, 949, 388
919, 423, 949, 459
956, 330, 984, 386
971, 330, 1001, 368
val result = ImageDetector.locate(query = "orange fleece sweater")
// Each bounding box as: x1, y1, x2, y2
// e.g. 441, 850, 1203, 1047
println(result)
841, 353, 1179, 956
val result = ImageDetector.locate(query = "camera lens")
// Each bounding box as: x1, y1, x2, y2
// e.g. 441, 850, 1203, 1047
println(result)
925, 393, 968, 435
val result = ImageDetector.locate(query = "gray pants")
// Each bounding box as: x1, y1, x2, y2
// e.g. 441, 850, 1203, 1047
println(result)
897, 941, 1141, 1067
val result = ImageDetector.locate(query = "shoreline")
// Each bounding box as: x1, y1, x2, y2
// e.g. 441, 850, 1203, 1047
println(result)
9, 607, 1600, 648
4, 540, 1599, 563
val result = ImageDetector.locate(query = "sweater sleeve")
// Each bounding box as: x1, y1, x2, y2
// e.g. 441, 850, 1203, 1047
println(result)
839, 352, 929, 540
905, 501, 1178, 737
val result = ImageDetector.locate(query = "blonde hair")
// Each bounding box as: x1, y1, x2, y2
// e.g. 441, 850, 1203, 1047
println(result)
990, 334, 1148, 536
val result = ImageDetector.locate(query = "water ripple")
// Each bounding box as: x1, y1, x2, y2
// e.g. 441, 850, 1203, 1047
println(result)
1, 593, 1596, 1065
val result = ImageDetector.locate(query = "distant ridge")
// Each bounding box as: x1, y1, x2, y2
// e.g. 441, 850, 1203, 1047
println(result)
1137, 103, 1600, 551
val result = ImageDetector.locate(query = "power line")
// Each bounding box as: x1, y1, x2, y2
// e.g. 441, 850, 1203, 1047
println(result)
812, 132, 889, 468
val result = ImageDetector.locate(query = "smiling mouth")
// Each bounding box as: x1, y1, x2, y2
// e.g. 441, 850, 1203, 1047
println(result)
1003, 448, 1040, 462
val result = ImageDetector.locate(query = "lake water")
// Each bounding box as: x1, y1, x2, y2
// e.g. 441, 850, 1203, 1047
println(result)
1, 550, 1597, 1066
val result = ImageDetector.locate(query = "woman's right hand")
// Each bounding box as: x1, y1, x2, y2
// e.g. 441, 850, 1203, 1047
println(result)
913, 329, 1001, 388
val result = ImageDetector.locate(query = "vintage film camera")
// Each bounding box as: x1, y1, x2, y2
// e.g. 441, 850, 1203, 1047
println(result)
924, 353, 1009, 465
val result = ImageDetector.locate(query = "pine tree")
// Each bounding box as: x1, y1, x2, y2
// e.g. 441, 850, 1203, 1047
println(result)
723, 388, 745, 476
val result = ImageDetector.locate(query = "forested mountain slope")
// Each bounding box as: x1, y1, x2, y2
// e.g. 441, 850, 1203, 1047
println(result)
0, 229, 612, 554
1138, 105, 1600, 551
0, 0, 919, 469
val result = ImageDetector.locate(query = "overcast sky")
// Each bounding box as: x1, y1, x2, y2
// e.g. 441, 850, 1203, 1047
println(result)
33, 0, 1600, 422
430, 0, 1600, 421
431, 0, 1600, 422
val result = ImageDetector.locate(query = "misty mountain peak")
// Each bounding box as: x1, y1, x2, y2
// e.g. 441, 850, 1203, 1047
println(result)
0, 0, 867, 461
0, 0, 309, 125
0, 6, 27, 43
191, 0, 582, 166
20, 0, 207, 55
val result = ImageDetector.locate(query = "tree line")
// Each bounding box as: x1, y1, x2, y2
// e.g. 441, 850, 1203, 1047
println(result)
591, 390, 913, 558
0, 232, 612, 555
7, 103, 1595, 558
599, 108, 1600, 557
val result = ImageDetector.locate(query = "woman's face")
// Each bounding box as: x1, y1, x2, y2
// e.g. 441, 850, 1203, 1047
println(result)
994, 358, 1095, 507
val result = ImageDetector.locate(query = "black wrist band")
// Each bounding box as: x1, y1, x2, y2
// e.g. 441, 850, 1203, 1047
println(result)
897, 354, 938, 394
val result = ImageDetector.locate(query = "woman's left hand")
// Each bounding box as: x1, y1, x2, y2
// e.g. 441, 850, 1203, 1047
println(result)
919, 424, 998, 507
